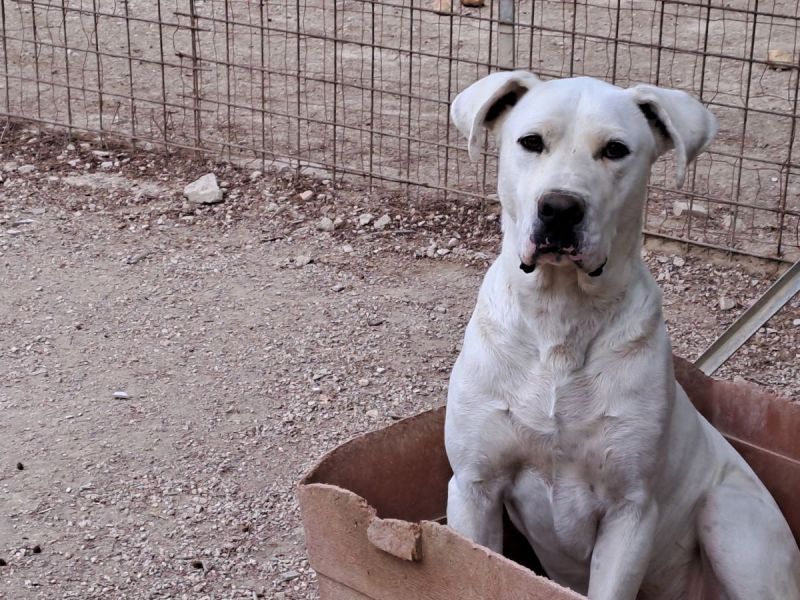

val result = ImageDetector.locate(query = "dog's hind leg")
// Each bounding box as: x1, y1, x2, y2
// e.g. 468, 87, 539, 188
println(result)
697, 469, 800, 600
446, 475, 504, 553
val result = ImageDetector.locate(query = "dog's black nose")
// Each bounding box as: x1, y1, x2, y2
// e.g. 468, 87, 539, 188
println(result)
537, 191, 585, 228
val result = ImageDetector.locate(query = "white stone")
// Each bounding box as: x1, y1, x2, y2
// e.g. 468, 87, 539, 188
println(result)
672, 201, 708, 219
298, 190, 314, 201
316, 217, 335, 232
373, 214, 391, 230
184, 173, 223, 204
672, 256, 685, 268
719, 297, 736, 311
358, 213, 374, 226
17, 164, 36, 174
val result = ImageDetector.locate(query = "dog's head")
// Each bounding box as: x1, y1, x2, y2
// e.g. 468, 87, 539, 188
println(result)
451, 71, 716, 276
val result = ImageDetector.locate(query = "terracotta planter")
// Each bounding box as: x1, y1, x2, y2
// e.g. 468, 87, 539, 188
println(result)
298, 358, 800, 599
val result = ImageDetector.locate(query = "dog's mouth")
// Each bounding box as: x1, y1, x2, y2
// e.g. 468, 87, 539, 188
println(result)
519, 244, 606, 277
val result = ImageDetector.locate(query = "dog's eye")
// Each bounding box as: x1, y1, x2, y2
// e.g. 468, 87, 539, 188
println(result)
518, 134, 545, 153
602, 141, 630, 160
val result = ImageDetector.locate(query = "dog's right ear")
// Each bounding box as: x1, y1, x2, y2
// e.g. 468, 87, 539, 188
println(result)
451, 70, 541, 161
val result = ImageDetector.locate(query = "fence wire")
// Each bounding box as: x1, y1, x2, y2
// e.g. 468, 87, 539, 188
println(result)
2, 0, 800, 261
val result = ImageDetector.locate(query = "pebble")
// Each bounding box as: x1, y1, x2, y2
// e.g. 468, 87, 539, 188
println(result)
358, 379, 370, 387
792, 319, 800, 327
373, 214, 391, 230
294, 255, 313, 267
298, 190, 314, 202
436, 248, 450, 256
100, 161, 113, 169
18, 164, 36, 174
672, 201, 708, 219
672, 256, 685, 267
113, 391, 130, 399
447, 237, 459, 248
365, 409, 380, 419
315, 217, 335, 232
6, 229, 22, 236
279, 570, 301, 582
341, 244, 353, 253
332, 283, 346, 293
184, 173, 223, 205
367, 318, 384, 327
91, 150, 110, 158
250, 170, 262, 181
719, 297, 736, 311
358, 213, 374, 226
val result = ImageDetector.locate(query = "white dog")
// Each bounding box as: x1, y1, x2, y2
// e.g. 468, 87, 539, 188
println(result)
445, 71, 800, 600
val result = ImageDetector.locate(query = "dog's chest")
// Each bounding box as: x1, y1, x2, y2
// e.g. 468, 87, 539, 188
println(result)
492, 383, 631, 563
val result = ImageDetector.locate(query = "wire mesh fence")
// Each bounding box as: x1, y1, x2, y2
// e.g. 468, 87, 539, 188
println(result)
2, 0, 800, 261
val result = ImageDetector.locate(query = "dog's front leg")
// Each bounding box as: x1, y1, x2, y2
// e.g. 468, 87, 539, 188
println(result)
446, 475, 504, 553
587, 499, 658, 600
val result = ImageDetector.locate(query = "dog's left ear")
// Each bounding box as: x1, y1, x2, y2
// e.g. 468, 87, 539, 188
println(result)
627, 85, 717, 188
451, 70, 541, 161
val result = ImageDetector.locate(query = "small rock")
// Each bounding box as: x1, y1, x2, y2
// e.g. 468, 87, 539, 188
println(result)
6, 229, 22, 236
316, 217, 335, 232
367, 318, 385, 327
341, 244, 353, 253
332, 283, 346, 293
17, 164, 36, 174
434, 305, 447, 314
184, 173, 223, 205
13, 219, 34, 226
373, 214, 392, 230
792, 318, 800, 327
113, 391, 130, 400
672, 256, 685, 268
279, 570, 301, 582
366, 409, 380, 419
358, 379, 370, 387
294, 254, 313, 267
67, 159, 81, 167
66, 144, 76, 151
358, 213, 374, 226
719, 297, 736, 311
100, 161, 113, 169
432, 0, 452, 13
91, 150, 110, 158
436, 248, 450, 256
250, 170, 262, 181
447, 237, 459, 248
768, 48, 793, 70
672, 201, 708, 219
16, 462, 24, 471
298, 190, 314, 202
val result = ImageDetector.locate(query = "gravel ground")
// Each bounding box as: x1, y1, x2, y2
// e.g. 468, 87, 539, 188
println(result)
1, 124, 798, 599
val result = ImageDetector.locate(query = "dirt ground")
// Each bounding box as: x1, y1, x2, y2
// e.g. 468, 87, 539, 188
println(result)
1, 124, 799, 599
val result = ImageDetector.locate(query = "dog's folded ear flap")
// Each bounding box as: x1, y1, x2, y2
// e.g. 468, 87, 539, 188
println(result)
627, 85, 717, 189
451, 70, 541, 161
